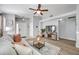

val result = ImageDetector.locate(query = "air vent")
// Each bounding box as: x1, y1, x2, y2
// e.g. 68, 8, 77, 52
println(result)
49, 14, 53, 17
68, 16, 76, 19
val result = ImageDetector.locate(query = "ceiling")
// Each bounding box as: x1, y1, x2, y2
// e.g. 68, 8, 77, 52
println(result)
0, 4, 76, 19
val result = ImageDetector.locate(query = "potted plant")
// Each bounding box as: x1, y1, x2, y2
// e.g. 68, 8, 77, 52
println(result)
41, 28, 46, 33
40, 28, 46, 37
0, 30, 3, 37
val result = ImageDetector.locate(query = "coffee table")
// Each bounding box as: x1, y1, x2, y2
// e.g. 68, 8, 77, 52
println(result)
27, 40, 62, 55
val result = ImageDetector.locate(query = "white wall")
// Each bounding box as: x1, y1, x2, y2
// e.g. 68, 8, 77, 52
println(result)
59, 18, 76, 41
29, 17, 33, 37
41, 19, 59, 40
0, 16, 3, 35
42, 19, 58, 30
40, 10, 76, 48
76, 5, 79, 48
0, 16, 2, 30
33, 16, 42, 37
40, 14, 76, 41
16, 18, 29, 38
29, 16, 42, 37
3, 14, 15, 35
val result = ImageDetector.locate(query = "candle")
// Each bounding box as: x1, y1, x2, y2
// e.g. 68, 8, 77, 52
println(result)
37, 37, 40, 41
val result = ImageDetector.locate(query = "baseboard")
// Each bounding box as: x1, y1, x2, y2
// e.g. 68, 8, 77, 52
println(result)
59, 37, 76, 41
76, 43, 79, 48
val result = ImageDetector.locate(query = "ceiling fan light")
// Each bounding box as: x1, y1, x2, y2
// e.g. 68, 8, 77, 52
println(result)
59, 19, 63, 21
37, 11, 41, 14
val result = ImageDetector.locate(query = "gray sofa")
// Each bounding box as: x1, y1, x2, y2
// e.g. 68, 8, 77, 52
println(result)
0, 35, 61, 55
0, 35, 41, 55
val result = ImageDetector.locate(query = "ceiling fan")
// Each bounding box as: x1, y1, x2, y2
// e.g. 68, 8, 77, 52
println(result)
29, 4, 48, 15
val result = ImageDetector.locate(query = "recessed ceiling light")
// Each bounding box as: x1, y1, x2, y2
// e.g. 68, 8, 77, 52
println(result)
59, 19, 63, 21
22, 18, 24, 21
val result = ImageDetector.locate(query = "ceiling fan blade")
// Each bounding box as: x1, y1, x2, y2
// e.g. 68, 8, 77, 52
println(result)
34, 12, 37, 15
41, 9, 48, 11
29, 8, 36, 11
38, 4, 41, 9
40, 12, 43, 15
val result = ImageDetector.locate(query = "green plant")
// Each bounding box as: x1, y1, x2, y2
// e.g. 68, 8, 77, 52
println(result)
0, 33, 1, 37
41, 28, 46, 33
0, 30, 3, 37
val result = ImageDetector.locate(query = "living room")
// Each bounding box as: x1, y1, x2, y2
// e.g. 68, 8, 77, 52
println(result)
0, 4, 79, 55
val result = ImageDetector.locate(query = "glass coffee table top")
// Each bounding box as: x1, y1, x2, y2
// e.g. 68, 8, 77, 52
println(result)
27, 40, 61, 55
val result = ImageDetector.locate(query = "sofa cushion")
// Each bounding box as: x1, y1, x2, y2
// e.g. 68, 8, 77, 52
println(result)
1, 34, 13, 42
14, 44, 33, 55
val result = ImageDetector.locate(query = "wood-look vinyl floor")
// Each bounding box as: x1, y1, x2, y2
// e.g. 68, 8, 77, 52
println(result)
27, 38, 79, 55
46, 38, 79, 55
